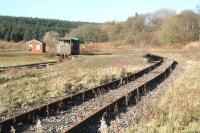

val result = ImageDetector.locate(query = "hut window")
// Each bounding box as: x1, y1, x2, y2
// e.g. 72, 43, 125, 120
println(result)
36, 44, 40, 50
29, 44, 32, 51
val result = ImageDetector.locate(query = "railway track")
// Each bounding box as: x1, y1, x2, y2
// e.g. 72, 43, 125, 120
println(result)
63, 59, 177, 133
0, 55, 80, 73
0, 54, 177, 133
0, 61, 58, 73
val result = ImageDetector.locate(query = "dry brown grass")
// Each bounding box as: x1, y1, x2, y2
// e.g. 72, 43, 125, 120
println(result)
0, 40, 57, 67
0, 52, 57, 67
183, 41, 200, 51
2, 41, 199, 132
126, 42, 200, 133
0, 53, 149, 117
0, 40, 25, 51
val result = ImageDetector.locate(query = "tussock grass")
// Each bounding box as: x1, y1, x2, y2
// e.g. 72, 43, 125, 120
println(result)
0, 53, 148, 116
128, 61, 200, 133
127, 43, 200, 133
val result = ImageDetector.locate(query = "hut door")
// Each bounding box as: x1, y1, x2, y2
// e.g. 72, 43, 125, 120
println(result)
71, 44, 79, 55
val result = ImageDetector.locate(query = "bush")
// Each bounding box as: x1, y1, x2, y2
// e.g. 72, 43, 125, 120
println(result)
80, 49, 95, 55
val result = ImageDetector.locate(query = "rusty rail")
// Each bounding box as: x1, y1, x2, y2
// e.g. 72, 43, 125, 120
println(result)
0, 54, 164, 133
0, 61, 58, 73
64, 59, 177, 133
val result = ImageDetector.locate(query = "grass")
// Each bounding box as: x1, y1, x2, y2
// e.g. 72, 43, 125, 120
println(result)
126, 42, 200, 133
0, 40, 57, 67
2, 41, 199, 132
0, 40, 25, 51
0, 53, 149, 116
0, 52, 57, 67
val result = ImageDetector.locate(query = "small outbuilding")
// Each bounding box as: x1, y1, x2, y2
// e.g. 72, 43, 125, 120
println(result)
56, 38, 81, 55
26, 39, 46, 53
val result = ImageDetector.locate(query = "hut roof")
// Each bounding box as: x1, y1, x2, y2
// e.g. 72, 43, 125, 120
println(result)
58, 37, 80, 41
26, 39, 46, 45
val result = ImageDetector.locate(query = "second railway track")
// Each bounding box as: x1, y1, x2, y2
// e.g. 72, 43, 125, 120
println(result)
0, 61, 58, 73
0, 54, 177, 133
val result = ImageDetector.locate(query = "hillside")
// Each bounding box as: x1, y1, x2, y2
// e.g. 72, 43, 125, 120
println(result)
0, 16, 91, 42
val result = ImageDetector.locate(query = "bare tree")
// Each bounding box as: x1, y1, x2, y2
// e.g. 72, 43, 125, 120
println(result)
196, 5, 200, 42
195, 5, 200, 14
43, 31, 59, 52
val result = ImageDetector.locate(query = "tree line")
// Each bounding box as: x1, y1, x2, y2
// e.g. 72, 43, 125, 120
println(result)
0, 16, 90, 42
0, 8, 199, 46
69, 8, 200, 45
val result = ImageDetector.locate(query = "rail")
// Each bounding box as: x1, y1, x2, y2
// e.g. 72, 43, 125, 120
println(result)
0, 54, 166, 133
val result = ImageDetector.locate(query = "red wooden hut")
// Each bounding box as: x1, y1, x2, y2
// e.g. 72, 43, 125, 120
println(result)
26, 39, 46, 53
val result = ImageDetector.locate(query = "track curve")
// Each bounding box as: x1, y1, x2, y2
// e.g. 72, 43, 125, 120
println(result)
0, 54, 177, 133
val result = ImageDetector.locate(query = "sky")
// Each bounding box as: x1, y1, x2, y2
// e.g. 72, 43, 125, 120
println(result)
0, 0, 199, 22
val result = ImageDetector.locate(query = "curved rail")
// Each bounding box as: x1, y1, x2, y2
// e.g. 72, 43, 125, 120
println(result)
0, 54, 163, 133
64, 59, 177, 133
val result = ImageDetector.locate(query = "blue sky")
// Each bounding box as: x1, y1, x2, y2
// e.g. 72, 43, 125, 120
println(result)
0, 0, 199, 22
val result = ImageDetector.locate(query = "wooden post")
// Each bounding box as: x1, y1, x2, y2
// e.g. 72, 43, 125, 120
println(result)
25, 42, 26, 52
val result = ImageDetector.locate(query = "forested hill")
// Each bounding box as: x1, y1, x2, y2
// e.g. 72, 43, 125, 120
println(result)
0, 16, 90, 42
